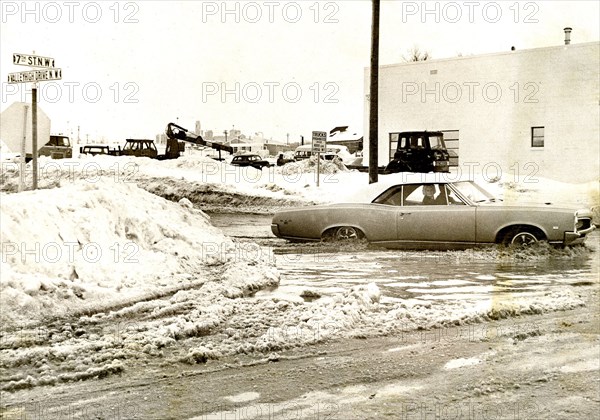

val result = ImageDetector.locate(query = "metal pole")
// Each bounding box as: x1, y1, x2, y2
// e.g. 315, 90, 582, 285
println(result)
368, 0, 380, 184
316, 152, 320, 187
32, 83, 38, 190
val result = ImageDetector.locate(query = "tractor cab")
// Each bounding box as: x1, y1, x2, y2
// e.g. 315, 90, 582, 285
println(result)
385, 131, 450, 173
121, 139, 158, 159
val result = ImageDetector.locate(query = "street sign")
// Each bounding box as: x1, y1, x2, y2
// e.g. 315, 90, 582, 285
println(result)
9, 52, 62, 190
8, 68, 62, 84
312, 131, 327, 153
13, 53, 56, 68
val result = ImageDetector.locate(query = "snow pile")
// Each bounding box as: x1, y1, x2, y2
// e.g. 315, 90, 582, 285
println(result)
0, 179, 279, 328
2, 154, 598, 214
281, 155, 349, 175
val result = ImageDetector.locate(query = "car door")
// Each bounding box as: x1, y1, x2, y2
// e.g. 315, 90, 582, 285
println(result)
396, 184, 477, 243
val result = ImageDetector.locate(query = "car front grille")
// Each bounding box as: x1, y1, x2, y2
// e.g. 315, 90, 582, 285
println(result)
576, 218, 592, 232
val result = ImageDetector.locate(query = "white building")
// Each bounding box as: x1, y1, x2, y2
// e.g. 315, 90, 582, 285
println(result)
364, 39, 600, 182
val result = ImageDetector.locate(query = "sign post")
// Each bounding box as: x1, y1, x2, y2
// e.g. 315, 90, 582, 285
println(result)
8, 53, 62, 190
312, 131, 327, 187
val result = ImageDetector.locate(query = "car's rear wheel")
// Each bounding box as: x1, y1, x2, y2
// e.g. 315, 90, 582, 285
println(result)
503, 228, 542, 246
334, 226, 362, 241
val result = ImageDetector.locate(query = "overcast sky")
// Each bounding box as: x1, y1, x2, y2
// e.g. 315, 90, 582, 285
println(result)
1, 1, 598, 143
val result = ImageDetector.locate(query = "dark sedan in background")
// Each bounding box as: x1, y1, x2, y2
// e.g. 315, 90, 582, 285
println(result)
230, 154, 271, 170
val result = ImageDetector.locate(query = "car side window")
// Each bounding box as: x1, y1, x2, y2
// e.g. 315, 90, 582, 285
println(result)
373, 186, 403, 206
403, 185, 424, 206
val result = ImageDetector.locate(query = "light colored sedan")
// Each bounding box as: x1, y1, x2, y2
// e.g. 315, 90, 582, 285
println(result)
271, 175, 595, 248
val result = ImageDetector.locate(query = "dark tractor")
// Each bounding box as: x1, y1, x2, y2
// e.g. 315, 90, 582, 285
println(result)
385, 131, 450, 174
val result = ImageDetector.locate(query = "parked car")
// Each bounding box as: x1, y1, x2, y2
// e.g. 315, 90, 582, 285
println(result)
36, 135, 73, 160
294, 144, 352, 162
230, 154, 271, 170
271, 175, 595, 249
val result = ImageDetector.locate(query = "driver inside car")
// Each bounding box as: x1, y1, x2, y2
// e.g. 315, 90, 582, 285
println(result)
422, 185, 437, 205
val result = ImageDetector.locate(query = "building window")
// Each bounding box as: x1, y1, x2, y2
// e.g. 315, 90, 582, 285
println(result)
441, 130, 459, 167
531, 126, 544, 147
389, 133, 399, 161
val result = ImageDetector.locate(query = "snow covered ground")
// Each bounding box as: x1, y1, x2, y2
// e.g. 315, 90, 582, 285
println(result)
0, 152, 598, 391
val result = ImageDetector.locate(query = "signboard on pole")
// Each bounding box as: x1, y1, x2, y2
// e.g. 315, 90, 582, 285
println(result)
312, 131, 327, 187
8, 68, 62, 84
13, 53, 56, 68
312, 131, 327, 153
8, 52, 60, 190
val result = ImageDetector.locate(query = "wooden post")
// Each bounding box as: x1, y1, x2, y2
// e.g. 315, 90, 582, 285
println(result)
369, 0, 380, 184
32, 83, 38, 190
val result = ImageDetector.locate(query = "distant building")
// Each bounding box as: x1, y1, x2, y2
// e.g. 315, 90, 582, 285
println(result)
229, 129, 242, 141
364, 35, 599, 182
194, 121, 201, 136
328, 126, 363, 154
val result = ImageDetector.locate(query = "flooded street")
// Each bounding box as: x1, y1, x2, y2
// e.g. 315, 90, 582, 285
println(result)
1, 212, 597, 419
208, 213, 600, 305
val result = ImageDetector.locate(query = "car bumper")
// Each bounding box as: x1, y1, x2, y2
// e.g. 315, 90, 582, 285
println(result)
271, 224, 280, 237
564, 225, 596, 245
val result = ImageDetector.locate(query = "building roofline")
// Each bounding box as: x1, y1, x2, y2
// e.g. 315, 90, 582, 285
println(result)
368, 41, 600, 71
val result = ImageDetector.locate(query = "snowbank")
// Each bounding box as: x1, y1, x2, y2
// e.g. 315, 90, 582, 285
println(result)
0, 179, 278, 328
3, 154, 597, 214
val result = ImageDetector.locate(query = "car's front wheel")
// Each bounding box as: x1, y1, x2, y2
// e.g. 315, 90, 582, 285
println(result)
503, 228, 542, 246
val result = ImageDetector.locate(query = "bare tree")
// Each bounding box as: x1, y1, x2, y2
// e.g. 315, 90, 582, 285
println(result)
402, 45, 430, 62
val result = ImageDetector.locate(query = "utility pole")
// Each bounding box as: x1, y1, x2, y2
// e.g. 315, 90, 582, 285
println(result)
32, 82, 38, 189
369, 0, 380, 184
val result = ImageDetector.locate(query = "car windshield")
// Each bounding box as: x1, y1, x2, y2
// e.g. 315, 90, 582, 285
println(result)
429, 135, 444, 150
451, 181, 496, 203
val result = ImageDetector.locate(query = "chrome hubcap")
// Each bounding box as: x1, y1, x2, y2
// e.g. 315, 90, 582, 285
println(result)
511, 232, 538, 246
336, 227, 358, 240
